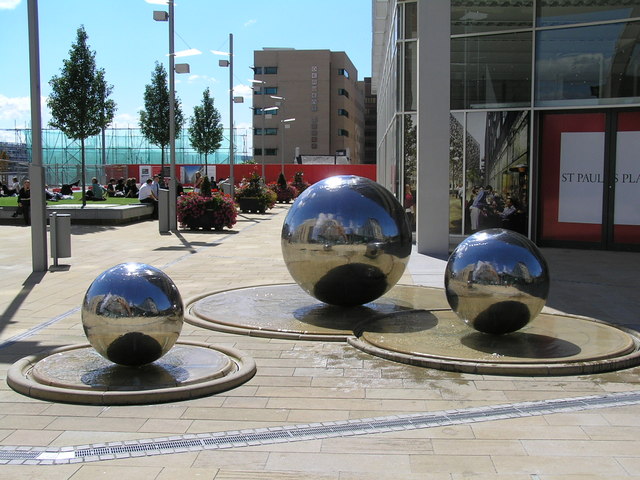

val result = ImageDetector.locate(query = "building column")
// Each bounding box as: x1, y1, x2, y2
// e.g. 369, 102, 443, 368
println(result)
416, 0, 450, 257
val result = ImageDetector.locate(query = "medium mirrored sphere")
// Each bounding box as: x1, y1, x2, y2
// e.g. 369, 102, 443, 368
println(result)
82, 263, 184, 366
445, 229, 550, 335
281, 175, 412, 306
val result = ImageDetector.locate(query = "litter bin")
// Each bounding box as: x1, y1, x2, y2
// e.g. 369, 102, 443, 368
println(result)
158, 188, 169, 233
50, 212, 71, 266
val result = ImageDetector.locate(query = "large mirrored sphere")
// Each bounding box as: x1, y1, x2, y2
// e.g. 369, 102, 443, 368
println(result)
445, 229, 550, 335
81, 263, 184, 366
281, 175, 412, 306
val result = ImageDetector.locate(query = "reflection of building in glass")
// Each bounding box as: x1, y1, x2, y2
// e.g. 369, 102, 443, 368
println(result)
361, 217, 384, 241
374, 1, 640, 252
512, 261, 533, 284
473, 261, 500, 284
99, 293, 133, 317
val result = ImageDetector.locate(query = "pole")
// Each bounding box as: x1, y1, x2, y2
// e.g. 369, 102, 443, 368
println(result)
229, 33, 235, 199
280, 102, 285, 176
281, 120, 285, 176
27, 0, 48, 272
261, 107, 265, 179
167, 0, 177, 230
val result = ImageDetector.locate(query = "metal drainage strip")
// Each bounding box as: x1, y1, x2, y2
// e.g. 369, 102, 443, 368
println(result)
2, 390, 640, 465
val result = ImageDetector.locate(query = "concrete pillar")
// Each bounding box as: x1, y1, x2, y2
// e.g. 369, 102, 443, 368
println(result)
416, 0, 450, 257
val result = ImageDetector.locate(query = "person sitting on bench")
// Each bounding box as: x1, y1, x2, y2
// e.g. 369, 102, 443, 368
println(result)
138, 178, 158, 218
85, 177, 106, 201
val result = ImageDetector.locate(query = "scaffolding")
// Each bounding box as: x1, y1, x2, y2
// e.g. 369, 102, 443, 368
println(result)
0, 127, 250, 186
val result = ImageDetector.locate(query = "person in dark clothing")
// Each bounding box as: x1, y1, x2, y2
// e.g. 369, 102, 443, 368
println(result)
17, 179, 31, 225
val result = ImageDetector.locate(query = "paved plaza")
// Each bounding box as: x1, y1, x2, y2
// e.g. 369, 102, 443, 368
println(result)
1, 204, 640, 479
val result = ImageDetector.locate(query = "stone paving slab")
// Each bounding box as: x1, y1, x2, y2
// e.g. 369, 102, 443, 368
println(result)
0, 205, 639, 478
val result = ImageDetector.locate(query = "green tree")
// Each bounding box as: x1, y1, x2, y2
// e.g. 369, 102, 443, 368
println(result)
188, 87, 224, 169
48, 26, 116, 207
139, 62, 184, 177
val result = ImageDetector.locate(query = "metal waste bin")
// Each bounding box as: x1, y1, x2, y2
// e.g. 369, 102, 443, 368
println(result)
158, 188, 169, 233
50, 212, 71, 266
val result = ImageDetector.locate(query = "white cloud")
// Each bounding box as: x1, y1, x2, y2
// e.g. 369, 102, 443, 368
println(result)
187, 74, 218, 84
233, 83, 253, 98
112, 113, 139, 128
0, 0, 21, 10
0, 95, 31, 122
244, 19, 257, 28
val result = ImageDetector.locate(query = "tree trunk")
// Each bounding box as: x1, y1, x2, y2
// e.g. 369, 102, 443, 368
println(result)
160, 146, 165, 179
81, 138, 86, 208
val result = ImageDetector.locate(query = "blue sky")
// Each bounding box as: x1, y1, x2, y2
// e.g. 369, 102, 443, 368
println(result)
0, 0, 372, 142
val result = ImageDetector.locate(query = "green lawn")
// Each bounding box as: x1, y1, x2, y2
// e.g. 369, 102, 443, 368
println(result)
0, 193, 141, 207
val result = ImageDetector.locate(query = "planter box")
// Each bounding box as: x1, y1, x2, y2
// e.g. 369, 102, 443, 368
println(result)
237, 197, 266, 214
182, 212, 224, 231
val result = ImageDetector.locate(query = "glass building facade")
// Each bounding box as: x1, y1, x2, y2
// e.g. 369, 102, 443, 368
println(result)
374, 0, 640, 251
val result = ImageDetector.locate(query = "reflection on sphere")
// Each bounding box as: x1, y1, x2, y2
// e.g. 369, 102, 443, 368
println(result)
81, 263, 184, 366
281, 175, 412, 306
445, 229, 549, 334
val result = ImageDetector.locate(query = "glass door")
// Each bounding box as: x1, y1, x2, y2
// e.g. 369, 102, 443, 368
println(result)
539, 110, 640, 249
612, 111, 640, 247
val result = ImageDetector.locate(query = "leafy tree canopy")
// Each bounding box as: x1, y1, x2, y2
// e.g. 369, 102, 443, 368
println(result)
48, 26, 116, 140
139, 62, 184, 151
188, 87, 224, 161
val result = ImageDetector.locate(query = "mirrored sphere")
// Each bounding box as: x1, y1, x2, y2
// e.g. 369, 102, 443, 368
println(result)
445, 229, 550, 335
81, 263, 184, 366
281, 175, 412, 306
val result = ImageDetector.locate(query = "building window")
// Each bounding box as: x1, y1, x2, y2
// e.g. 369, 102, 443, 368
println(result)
338, 88, 350, 98
253, 148, 278, 156
451, 31, 532, 109
254, 108, 278, 116
338, 109, 349, 117
254, 128, 278, 135
254, 87, 278, 95
338, 129, 349, 137
254, 66, 277, 74
338, 68, 350, 78
451, 2, 532, 35
535, 21, 640, 106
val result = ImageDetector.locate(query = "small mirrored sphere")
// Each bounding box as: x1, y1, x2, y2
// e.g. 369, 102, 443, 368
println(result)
281, 175, 412, 306
445, 229, 550, 335
81, 263, 184, 366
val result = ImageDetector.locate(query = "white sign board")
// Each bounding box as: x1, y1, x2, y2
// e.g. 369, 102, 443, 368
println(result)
615, 131, 640, 226
558, 132, 604, 224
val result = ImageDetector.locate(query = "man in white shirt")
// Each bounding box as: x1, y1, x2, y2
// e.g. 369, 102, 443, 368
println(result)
139, 178, 158, 218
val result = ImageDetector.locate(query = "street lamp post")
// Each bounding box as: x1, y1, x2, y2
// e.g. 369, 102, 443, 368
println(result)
153, 0, 191, 232
218, 33, 240, 199
280, 118, 295, 176
27, 0, 47, 272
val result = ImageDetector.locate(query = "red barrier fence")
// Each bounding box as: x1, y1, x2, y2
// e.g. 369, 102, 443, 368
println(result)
105, 163, 376, 187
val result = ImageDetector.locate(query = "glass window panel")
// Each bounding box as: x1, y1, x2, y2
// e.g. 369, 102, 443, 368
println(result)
535, 21, 640, 106
404, 41, 417, 111
405, 2, 417, 39
403, 114, 417, 233
451, 32, 532, 109
449, 113, 465, 235
537, 2, 640, 27
451, 0, 533, 35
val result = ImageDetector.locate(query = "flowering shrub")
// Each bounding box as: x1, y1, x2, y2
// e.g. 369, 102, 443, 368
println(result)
177, 192, 207, 223
291, 171, 309, 195
177, 191, 238, 229
235, 170, 277, 210
268, 174, 298, 203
